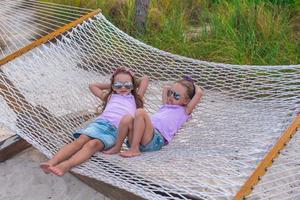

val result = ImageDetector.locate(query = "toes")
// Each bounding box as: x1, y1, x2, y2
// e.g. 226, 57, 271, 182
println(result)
40, 163, 51, 174
120, 151, 141, 158
49, 166, 64, 176
40, 163, 50, 168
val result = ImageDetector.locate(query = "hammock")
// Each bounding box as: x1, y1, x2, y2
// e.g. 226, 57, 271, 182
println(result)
1, 1, 300, 199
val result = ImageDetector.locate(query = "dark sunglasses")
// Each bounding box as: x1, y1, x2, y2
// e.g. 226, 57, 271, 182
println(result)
113, 81, 133, 90
167, 89, 182, 100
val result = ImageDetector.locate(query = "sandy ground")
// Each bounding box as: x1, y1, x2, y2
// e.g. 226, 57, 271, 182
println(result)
0, 130, 111, 200
0, 124, 14, 141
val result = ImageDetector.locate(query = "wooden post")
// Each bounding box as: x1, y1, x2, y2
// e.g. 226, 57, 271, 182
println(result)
134, 0, 150, 33
0, 135, 31, 162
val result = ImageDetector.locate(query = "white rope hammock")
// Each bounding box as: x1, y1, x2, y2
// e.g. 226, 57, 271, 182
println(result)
248, 130, 300, 200
0, 1, 300, 199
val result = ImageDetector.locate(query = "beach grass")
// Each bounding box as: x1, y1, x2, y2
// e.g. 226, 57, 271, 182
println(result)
41, 0, 299, 65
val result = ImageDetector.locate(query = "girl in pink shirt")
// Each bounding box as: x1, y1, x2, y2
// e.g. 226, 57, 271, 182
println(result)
40, 67, 148, 176
104, 77, 203, 157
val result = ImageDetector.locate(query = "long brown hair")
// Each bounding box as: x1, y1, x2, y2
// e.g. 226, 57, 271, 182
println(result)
102, 67, 143, 111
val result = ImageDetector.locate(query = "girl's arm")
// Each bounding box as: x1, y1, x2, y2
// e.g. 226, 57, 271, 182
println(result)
162, 85, 171, 104
136, 75, 149, 98
185, 85, 203, 115
89, 82, 111, 101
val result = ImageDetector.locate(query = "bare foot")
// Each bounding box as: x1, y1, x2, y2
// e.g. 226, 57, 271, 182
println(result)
40, 162, 51, 174
103, 147, 121, 155
120, 149, 141, 158
49, 162, 71, 176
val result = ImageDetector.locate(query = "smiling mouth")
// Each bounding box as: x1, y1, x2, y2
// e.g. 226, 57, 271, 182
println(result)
119, 90, 129, 94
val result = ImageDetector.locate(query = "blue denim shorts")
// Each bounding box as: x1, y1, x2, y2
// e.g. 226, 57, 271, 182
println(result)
73, 119, 117, 150
126, 129, 165, 152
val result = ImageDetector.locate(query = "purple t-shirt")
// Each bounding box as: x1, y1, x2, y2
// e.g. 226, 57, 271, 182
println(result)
151, 104, 191, 143
98, 94, 136, 127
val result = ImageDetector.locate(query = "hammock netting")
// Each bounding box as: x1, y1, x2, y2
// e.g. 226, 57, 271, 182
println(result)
1, 1, 300, 199
248, 130, 300, 199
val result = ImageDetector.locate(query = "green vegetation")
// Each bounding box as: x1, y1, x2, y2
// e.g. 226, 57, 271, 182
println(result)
42, 0, 299, 65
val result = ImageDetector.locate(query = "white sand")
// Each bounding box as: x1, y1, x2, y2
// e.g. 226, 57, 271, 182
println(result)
0, 124, 14, 141
0, 145, 111, 200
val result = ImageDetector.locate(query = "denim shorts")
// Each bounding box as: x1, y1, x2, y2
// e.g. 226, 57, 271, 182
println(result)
126, 129, 165, 152
73, 119, 117, 150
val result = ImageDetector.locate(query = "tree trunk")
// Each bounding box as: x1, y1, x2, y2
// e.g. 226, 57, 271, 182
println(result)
134, 0, 150, 34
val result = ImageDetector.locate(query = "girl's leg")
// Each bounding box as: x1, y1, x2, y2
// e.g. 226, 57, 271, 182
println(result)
49, 139, 104, 176
40, 134, 91, 173
120, 108, 154, 158
103, 115, 134, 154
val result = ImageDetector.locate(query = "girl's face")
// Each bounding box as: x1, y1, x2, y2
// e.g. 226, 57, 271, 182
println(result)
112, 73, 133, 96
167, 83, 190, 105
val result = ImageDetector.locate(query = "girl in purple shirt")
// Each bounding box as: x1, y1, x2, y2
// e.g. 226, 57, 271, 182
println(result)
40, 67, 148, 176
104, 77, 203, 157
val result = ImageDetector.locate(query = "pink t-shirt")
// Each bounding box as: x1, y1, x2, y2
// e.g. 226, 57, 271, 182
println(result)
151, 104, 191, 143
98, 94, 136, 127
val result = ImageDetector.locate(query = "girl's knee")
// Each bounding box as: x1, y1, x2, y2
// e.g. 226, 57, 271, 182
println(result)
84, 139, 103, 150
75, 134, 90, 145
135, 108, 146, 117
79, 134, 90, 140
120, 114, 134, 125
